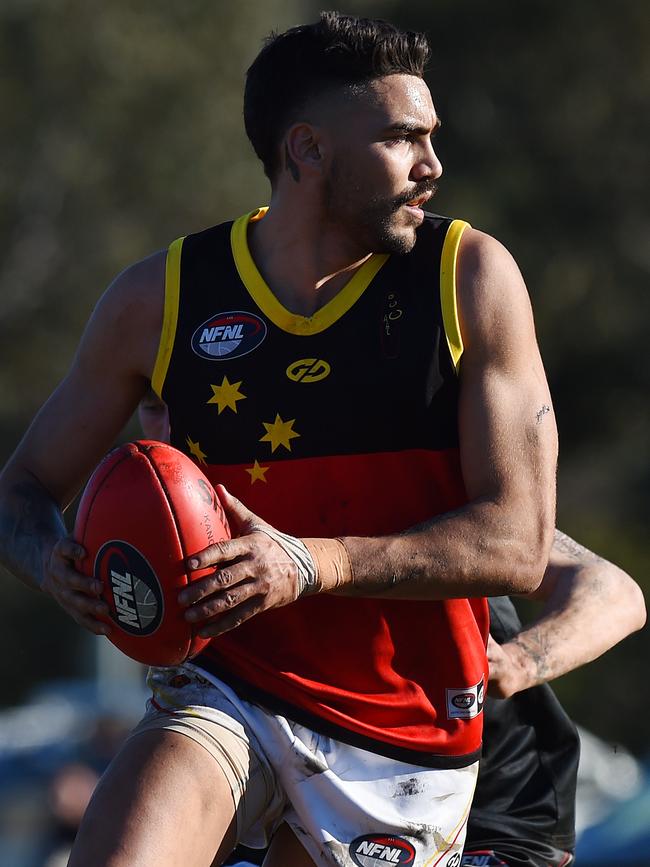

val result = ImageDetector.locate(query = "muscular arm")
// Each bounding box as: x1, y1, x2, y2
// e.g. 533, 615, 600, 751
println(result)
487, 529, 647, 698
0, 252, 164, 626
335, 229, 557, 598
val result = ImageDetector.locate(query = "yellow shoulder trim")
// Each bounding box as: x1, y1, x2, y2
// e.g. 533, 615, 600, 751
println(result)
151, 236, 184, 398
440, 219, 471, 373
231, 209, 389, 336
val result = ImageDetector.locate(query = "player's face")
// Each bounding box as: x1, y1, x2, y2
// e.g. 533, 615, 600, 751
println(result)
322, 74, 442, 255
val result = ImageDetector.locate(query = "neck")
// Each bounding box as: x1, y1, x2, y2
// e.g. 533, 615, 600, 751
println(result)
247, 191, 373, 317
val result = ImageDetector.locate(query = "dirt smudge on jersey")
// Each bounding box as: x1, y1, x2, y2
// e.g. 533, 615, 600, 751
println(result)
403, 821, 447, 849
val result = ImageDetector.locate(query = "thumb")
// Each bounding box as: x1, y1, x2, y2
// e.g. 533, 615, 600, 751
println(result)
486, 634, 502, 669
215, 485, 264, 535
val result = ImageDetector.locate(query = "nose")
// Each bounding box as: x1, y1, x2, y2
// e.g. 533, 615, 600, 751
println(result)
411, 139, 443, 182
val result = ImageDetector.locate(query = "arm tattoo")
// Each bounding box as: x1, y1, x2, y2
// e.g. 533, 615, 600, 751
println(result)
0, 479, 66, 589
553, 529, 604, 565
536, 404, 551, 423
512, 627, 553, 684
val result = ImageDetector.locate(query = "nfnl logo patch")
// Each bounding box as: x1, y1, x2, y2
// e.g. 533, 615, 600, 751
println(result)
191, 311, 267, 360
446, 679, 484, 720
95, 541, 163, 635
350, 834, 415, 866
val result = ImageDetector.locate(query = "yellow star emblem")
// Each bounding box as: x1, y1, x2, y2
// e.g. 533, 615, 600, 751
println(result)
260, 414, 300, 453
186, 435, 207, 465
207, 376, 246, 414
245, 460, 269, 485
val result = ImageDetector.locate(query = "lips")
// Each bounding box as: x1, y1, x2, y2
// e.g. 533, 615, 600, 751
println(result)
405, 191, 432, 208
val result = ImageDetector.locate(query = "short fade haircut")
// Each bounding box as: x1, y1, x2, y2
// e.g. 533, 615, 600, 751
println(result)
244, 11, 430, 180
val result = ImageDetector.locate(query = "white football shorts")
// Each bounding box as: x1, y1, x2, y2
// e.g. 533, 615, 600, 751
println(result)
129, 663, 479, 867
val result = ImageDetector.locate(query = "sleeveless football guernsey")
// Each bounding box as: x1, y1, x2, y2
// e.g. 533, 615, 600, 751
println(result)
152, 208, 489, 767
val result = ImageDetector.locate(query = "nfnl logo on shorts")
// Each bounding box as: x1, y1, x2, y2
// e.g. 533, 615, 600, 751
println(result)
191, 311, 267, 360
350, 834, 415, 866
95, 540, 163, 635
446, 678, 485, 720
461, 852, 508, 866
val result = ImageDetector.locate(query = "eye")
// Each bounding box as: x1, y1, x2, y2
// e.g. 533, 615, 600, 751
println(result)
386, 134, 412, 146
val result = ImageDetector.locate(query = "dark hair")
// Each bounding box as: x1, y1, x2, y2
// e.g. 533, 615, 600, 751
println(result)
244, 11, 430, 180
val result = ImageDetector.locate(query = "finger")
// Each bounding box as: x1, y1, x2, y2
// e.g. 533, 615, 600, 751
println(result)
54, 588, 113, 636
50, 560, 103, 596
486, 634, 502, 664
179, 563, 251, 608
56, 536, 87, 561
215, 485, 263, 534
186, 537, 252, 571
196, 596, 264, 638
185, 580, 257, 624
58, 585, 111, 619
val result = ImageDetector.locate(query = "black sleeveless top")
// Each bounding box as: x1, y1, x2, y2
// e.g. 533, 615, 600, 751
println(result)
466, 596, 580, 852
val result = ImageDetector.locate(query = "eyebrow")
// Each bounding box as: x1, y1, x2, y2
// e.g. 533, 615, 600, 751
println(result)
384, 117, 442, 136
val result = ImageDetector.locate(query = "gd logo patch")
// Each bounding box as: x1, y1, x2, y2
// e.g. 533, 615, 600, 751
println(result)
286, 358, 331, 383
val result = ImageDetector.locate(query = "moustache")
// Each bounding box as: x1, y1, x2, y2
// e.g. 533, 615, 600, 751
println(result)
392, 181, 439, 210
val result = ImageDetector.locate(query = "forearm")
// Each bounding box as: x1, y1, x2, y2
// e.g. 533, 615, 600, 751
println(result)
496, 619, 586, 695
307, 234, 559, 602
0, 468, 67, 591
306, 497, 553, 600
497, 554, 646, 694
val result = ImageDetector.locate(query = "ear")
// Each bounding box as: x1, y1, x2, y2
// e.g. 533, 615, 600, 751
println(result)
284, 122, 326, 178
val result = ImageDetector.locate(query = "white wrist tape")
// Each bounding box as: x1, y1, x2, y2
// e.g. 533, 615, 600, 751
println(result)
250, 525, 317, 597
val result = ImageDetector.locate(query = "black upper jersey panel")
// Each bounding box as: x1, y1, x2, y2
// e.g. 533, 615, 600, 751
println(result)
161, 213, 460, 464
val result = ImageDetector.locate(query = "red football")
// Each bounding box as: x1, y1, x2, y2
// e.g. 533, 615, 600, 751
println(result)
74, 441, 229, 666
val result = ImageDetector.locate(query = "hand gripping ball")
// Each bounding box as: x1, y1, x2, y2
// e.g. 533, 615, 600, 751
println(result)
74, 441, 230, 666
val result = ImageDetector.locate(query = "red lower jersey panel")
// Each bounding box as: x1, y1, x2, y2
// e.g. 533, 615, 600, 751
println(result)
197, 448, 489, 757
204, 447, 468, 536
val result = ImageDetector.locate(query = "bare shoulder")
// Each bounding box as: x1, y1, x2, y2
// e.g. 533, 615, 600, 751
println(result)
456, 227, 525, 290
0, 249, 169, 503
456, 227, 536, 357
99, 249, 166, 335
80, 249, 167, 381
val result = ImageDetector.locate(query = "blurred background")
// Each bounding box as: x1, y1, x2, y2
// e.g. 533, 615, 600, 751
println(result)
0, 0, 648, 864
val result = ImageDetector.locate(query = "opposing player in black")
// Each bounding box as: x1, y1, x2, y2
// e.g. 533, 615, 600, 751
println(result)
463, 530, 644, 867
466, 596, 579, 867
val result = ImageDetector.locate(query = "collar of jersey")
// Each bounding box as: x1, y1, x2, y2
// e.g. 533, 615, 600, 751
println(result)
230, 207, 389, 336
